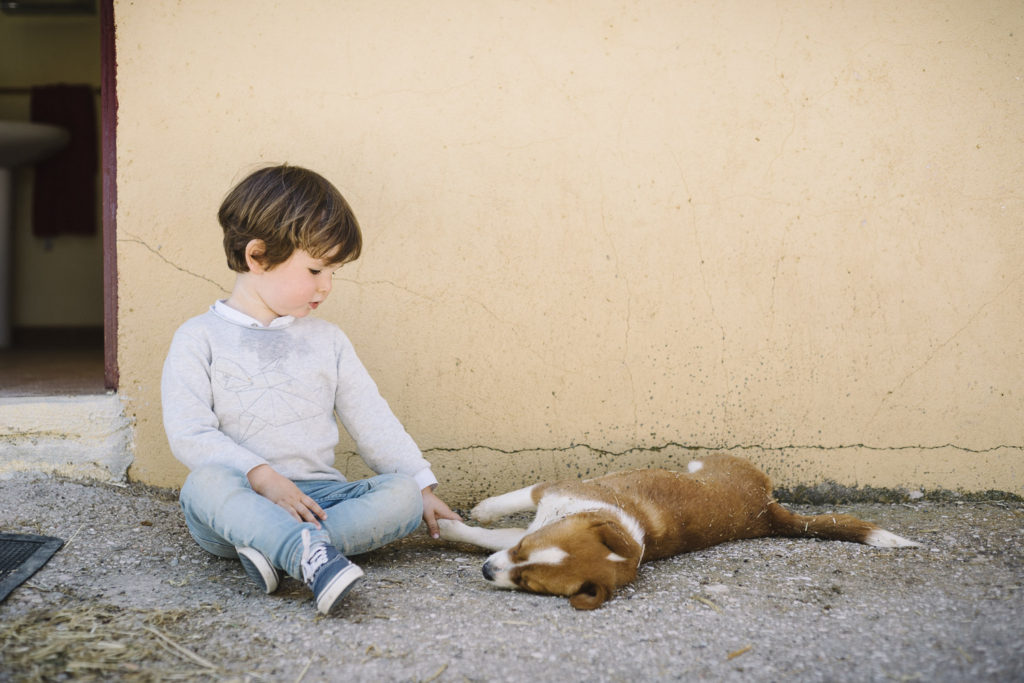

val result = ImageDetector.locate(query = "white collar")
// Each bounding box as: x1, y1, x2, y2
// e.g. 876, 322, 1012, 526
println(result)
212, 300, 295, 329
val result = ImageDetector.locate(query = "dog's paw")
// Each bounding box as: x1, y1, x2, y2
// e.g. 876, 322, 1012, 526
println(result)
436, 518, 467, 542
865, 529, 921, 548
470, 499, 503, 524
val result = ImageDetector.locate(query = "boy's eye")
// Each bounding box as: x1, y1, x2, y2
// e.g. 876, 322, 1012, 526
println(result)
309, 267, 343, 279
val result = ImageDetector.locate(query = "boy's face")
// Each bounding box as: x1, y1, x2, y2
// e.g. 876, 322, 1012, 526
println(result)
251, 248, 342, 321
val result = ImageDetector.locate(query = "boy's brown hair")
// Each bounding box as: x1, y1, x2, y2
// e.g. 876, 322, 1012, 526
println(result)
219, 164, 362, 272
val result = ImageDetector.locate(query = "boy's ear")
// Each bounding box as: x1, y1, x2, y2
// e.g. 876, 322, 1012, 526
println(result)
244, 239, 268, 272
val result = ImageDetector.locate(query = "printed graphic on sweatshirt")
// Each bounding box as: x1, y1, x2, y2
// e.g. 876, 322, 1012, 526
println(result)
212, 357, 325, 444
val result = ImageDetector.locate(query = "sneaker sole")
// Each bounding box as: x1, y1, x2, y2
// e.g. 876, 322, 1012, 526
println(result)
237, 547, 281, 594
315, 564, 365, 615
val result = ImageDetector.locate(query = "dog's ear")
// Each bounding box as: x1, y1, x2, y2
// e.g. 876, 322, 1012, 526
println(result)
569, 581, 612, 610
593, 520, 637, 560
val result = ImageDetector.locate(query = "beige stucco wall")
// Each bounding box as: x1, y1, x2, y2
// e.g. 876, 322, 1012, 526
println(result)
114, 0, 1023, 500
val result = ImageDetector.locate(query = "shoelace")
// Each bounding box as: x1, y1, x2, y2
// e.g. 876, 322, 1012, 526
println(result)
300, 529, 330, 583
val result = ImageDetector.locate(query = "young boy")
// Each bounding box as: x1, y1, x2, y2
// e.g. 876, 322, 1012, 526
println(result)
161, 164, 460, 615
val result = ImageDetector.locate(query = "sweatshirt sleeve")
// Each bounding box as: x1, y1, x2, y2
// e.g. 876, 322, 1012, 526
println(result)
332, 330, 437, 488
161, 323, 268, 475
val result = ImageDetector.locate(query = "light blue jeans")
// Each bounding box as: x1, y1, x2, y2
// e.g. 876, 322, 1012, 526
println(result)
179, 465, 423, 581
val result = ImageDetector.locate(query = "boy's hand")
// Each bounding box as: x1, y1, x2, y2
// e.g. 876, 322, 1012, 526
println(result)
421, 487, 462, 539
247, 464, 327, 529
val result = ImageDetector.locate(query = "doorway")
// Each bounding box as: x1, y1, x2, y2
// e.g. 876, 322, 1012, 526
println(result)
0, 0, 115, 397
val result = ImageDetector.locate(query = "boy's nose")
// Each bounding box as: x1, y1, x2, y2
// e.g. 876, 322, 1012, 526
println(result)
317, 274, 333, 293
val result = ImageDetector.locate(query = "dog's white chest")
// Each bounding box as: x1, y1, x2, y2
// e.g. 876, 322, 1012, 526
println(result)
531, 493, 605, 529
532, 493, 646, 548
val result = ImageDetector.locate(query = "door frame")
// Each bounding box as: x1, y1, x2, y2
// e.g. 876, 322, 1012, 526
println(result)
100, 0, 117, 390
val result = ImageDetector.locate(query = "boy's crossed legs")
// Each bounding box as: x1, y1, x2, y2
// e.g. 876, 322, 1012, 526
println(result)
179, 465, 422, 613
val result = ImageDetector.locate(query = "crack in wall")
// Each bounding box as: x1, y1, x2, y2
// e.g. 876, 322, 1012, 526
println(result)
336, 277, 433, 301
668, 150, 734, 438
339, 275, 583, 376
418, 441, 1020, 457
595, 179, 639, 436
869, 268, 1024, 425
120, 236, 227, 292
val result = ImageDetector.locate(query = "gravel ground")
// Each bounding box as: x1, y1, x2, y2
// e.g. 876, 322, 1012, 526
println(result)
0, 473, 1021, 682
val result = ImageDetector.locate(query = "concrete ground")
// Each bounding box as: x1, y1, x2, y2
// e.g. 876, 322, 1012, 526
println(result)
0, 473, 1021, 682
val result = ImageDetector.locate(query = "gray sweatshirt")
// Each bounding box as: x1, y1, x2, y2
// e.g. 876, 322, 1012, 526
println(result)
161, 301, 437, 489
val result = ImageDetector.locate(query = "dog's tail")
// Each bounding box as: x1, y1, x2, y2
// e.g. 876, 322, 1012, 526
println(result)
766, 501, 920, 547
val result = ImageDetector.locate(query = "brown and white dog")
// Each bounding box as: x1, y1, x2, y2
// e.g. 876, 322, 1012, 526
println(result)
438, 454, 919, 609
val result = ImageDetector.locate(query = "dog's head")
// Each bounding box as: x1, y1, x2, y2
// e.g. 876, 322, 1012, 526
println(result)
481, 511, 642, 609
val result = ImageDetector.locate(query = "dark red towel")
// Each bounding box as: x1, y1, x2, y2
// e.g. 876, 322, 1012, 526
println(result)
30, 84, 98, 237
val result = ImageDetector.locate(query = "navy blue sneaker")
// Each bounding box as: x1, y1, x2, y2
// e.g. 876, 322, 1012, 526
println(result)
300, 529, 364, 615
236, 546, 281, 594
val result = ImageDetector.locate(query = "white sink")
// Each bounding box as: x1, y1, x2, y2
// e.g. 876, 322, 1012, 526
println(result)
0, 120, 70, 167
0, 120, 70, 347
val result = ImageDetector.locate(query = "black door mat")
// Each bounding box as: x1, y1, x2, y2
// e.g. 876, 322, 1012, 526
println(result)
0, 533, 64, 603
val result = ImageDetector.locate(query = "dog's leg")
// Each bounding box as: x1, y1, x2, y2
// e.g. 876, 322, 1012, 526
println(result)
768, 502, 920, 547
437, 519, 528, 551
471, 485, 539, 524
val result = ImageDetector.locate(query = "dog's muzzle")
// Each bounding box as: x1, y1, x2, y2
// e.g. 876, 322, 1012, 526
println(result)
481, 549, 517, 588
